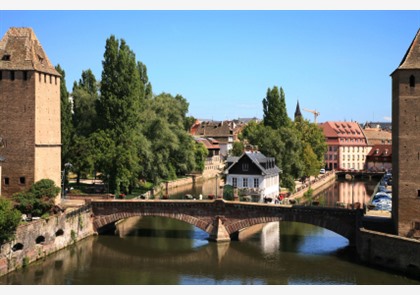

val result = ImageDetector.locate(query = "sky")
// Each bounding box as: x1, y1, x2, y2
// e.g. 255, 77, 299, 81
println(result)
1, 4, 420, 124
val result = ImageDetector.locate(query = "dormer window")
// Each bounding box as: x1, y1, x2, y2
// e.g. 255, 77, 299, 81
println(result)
2, 54, 10, 61
242, 163, 249, 171
410, 75, 415, 88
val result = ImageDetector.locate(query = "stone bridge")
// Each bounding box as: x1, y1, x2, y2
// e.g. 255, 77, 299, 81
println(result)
90, 199, 363, 245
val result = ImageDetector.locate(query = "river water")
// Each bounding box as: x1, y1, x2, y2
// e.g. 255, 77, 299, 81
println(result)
0, 178, 419, 285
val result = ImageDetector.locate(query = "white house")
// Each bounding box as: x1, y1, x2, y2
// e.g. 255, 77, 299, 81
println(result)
224, 151, 281, 203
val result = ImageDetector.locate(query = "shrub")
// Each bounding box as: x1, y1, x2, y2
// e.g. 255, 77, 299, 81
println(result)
12, 179, 61, 217
0, 197, 22, 244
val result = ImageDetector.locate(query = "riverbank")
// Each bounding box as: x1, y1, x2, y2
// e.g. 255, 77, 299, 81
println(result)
0, 205, 94, 277
288, 170, 336, 202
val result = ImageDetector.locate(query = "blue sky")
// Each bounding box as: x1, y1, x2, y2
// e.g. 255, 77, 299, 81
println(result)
1, 9, 420, 123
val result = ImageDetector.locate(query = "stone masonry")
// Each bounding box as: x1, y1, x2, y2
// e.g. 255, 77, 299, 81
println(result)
0, 28, 61, 202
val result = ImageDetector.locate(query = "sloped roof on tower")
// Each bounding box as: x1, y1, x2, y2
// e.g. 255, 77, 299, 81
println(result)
396, 28, 420, 70
0, 27, 60, 76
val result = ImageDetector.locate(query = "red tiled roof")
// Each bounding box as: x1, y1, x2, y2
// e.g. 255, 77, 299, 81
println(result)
367, 144, 392, 157
195, 138, 220, 150
320, 121, 367, 146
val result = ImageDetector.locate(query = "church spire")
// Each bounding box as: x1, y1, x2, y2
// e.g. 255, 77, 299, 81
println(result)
294, 100, 302, 121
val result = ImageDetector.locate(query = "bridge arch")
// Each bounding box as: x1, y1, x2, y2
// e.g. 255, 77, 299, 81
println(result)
91, 199, 361, 244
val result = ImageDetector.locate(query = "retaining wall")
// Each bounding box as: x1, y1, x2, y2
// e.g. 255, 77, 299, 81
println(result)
357, 228, 420, 279
0, 205, 94, 277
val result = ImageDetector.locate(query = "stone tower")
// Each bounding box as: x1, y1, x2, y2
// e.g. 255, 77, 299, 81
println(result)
0, 27, 61, 202
391, 28, 420, 237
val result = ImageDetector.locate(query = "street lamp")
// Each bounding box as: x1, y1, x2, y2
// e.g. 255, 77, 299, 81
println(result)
62, 162, 72, 199
0, 156, 4, 196
215, 174, 218, 198
0, 136, 4, 196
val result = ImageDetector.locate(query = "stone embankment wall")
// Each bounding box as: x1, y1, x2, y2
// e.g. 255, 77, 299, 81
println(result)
290, 171, 336, 200
357, 228, 420, 278
0, 205, 94, 277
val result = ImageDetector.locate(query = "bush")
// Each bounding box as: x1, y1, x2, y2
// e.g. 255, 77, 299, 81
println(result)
12, 179, 61, 217
0, 197, 22, 244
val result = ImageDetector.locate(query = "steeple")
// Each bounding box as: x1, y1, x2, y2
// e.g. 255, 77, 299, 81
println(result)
294, 100, 302, 120
394, 28, 420, 71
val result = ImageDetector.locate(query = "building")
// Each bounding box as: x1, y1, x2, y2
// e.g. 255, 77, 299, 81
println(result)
320, 121, 368, 171
0, 28, 61, 201
190, 120, 244, 157
194, 137, 223, 174
391, 28, 420, 238
362, 125, 392, 146
224, 151, 281, 203
365, 144, 392, 172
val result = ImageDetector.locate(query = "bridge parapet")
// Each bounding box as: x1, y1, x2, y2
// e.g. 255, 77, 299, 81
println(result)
90, 199, 362, 244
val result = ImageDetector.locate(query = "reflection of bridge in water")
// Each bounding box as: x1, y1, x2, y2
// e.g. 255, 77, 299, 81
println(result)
91, 199, 362, 245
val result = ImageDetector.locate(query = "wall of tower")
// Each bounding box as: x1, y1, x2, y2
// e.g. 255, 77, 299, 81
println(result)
34, 72, 61, 202
0, 70, 36, 197
392, 69, 420, 237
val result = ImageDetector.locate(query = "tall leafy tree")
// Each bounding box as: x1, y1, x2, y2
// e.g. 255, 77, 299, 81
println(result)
69, 69, 99, 182
262, 86, 289, 129
96, 35, 143, 194
137, 61, 153, 100
56, 64, 73, 168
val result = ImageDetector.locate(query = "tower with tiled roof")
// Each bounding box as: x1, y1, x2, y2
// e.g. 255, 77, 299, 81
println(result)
391, 28, 420, 237
0, 27, 61, 201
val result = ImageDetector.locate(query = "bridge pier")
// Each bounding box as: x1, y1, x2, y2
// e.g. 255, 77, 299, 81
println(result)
208, 216, 231, 243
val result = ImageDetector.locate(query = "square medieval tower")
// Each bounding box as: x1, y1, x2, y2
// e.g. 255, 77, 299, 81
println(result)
0, 27, 61, 201
391, 28, 420, 237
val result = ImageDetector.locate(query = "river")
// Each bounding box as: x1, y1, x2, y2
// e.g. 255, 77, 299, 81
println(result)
0, 178, 419, 285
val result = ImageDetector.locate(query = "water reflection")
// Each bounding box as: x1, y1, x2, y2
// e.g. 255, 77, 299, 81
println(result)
0, 216, 417, 285
315, 179, 377, 207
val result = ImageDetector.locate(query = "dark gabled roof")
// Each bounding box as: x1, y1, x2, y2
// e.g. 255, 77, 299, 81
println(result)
225, 151, 281, 175
0, 27, 60, 76
366, 144, 392, 157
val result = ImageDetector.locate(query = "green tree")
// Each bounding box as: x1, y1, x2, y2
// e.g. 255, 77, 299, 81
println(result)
193, 141, 208, 173
70, 70, 100, 183
230, 141, 244, 156
96, 35, 143, 195
137, 61, 153, 100
262, 86, 289, 129
56, 64, 73, 168
0, 197, 21, 244
72, 69, 99, 137
294, 116, 327, 175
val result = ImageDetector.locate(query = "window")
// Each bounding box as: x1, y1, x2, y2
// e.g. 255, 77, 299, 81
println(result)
2, 54, 10, 61
243, 178, 248, 188
254, 178, 259, 188
232, 177, 237, 188
4, 177, 9, 185
410, 75, 415, 88
10, 71, 15, 81
242, 163, 249, 171
0, 71, 2, 80
23, 71, 28, 81
19, 177, 25, 185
